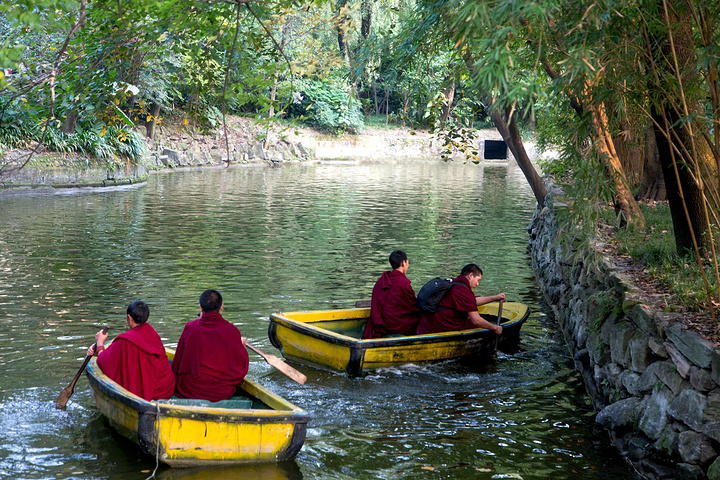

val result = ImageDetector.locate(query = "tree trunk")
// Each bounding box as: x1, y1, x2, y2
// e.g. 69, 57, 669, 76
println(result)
636, 118, 666, 201
441, 79, 455, 123
648, 0, 712, 255
587, 101, 646, 229
144, 103, 161, 139
373, 78, 379, 115
361, 0, 372, 39
63, 108, 79, 134
491, 108, 547, 207
335, 0, 351, 63
613, 117, 644, 186
652, 108, 710, 255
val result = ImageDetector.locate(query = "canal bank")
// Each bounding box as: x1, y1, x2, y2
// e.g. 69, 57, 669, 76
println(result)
529, 183, 720, 479
0, 116, 530, 190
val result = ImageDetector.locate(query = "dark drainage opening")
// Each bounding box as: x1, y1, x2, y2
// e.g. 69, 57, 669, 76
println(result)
484, 140, 508, 160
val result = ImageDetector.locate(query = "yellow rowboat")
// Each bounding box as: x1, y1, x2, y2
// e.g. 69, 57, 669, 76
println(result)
85, 348, 310, 467
268, 301, 530, 376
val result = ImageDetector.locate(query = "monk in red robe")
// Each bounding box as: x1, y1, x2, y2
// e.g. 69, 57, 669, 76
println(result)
88, 301, 175, 401
362, 250, 422, 339
173, 289, 249, 402
416, 264, 505, 335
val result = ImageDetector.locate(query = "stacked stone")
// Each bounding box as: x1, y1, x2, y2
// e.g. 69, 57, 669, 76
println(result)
529, 186, 720, 480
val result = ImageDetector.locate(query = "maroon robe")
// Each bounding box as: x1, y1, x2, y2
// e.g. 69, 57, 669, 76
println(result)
173, 311, 249, 402
416, 275, 477, 334
96, 322, 175, 401
362, 269, 421, 339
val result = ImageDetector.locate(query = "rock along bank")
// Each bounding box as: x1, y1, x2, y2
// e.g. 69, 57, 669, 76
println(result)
0, 117, 522, 190
529, 184, 720, 480
0, 117, 454, 190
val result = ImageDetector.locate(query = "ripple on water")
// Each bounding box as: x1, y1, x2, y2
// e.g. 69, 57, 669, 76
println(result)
0, 163, 632, 480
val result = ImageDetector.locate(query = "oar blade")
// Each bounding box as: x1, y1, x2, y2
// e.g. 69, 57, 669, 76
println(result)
264, 353, 307, 385
55, 385, 74, 408
246, 343, 307, 385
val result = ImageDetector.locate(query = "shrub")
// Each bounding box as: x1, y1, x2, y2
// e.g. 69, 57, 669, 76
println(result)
0, 96, 39, 148
38, 124, 145, 163
286, 79, 364, 134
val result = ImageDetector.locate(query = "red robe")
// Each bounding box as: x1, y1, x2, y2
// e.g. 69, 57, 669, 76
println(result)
416, 275, 477, 335
362, 269, 421, 339
172, 312, 249, 402
96, 322, 175, 401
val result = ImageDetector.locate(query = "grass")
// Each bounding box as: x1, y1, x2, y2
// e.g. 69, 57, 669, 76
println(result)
363, 114, 409, 129
601, 202, 718, 312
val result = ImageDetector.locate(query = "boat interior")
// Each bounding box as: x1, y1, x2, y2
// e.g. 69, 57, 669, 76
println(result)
300, 313, 508, 339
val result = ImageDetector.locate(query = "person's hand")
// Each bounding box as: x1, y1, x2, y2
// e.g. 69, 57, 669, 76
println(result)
86, 345, 96, 357
95, 329, 109, 349
495, 324, 503, 335
496, 293, 506, 302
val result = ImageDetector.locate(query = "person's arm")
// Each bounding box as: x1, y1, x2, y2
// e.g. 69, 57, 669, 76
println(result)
475, 293, 506, 306
467, 311, 503, 335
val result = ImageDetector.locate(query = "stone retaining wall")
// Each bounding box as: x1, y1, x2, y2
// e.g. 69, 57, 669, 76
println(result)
528, 186, 720, 480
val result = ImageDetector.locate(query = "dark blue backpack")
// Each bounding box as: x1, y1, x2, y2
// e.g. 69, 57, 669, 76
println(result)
416, 277, 464, 312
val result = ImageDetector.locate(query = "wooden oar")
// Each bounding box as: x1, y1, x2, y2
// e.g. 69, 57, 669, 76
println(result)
56, 326, 109, 408
493, 300, 504, 357
245, 342, 307, 385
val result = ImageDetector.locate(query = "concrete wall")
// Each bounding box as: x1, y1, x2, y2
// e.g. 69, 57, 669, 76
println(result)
529, 186, 720, 480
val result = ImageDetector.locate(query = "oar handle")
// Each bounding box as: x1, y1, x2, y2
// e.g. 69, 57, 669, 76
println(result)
69, 326, 109, 388
245, 343, 265, 358
493, 300, 504, 355
496, 300, 504, 327
68, 355, 93, 389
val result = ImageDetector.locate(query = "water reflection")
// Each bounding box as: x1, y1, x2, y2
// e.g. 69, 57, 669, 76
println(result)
0, 161, 632, 479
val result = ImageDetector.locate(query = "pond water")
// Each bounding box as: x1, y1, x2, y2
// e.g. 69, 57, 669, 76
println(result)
0, 161, 633, 479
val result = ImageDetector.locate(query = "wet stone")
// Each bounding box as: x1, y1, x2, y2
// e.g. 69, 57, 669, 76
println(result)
637, 362, 663, 394
628, 303, 660, 338
618, 370, 641, 396
627, 436, 651, 462
639, 387, 673, 440
690, 366, 716, 393
596, 397, 641, 430
586, 331, 609, 366
666, 322, 714, 369
654, 425, 678, 456
677, 430, 716, 465
702, 422, 720, 443
675, 463, 706, 480
648, 337, 669, 359
708, 457, 720, 480
630, 333, 652, 372
655, 360, 690, 396
669, 390, 708, 431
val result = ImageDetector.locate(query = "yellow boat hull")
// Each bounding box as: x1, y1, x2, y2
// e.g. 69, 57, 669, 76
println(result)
86, 349, 310, 467
268, 301, 530, 376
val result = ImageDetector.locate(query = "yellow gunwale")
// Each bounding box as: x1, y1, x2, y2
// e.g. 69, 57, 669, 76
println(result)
85, 347, 311, 467
268, 301, 530, 375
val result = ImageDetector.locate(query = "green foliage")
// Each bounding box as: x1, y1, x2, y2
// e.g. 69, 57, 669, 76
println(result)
537, 153, 581, 180
364, 114, 405, 129
0, 96, 39, 147
35, 123, 145, 162
287, 79, 364, 134
603, 203, 716, 312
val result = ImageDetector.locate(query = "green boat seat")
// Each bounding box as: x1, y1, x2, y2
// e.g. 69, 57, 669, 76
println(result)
162, 396, 254, 409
